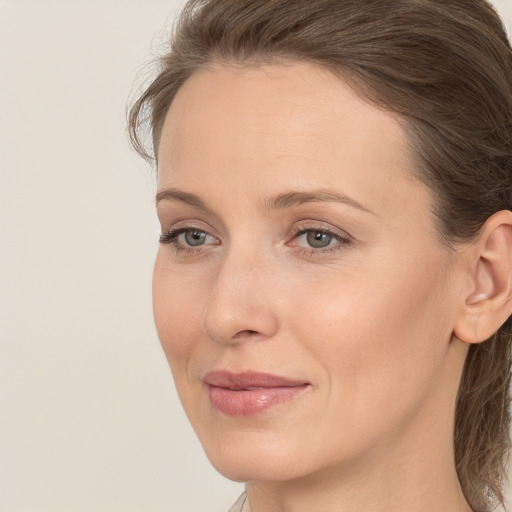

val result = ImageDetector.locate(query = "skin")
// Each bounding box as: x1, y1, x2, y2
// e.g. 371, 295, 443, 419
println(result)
153, 61, 482, 512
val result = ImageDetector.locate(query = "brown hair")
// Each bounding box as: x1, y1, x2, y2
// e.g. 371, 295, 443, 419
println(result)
128, 1, 512, 510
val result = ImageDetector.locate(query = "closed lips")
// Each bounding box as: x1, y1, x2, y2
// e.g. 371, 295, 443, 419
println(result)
203, 371, 310, 416
202, 370, 309, 389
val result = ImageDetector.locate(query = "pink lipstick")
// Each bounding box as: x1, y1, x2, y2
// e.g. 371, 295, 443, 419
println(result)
203, 371, 309, 416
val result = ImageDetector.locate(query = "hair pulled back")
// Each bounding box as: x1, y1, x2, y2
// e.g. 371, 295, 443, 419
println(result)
128, 1, 512, 510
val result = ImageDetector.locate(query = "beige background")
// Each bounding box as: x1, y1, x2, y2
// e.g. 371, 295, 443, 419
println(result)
1, 1, 511, 511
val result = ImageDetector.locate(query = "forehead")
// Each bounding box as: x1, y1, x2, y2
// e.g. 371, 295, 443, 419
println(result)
160, 61, 408, 161
157, 61, 429, 220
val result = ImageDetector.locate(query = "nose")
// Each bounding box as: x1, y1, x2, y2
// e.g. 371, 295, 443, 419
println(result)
202, 249, 280, 345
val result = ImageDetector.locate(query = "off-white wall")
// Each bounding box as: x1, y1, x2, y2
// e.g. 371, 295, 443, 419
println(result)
0, 1, 511, 511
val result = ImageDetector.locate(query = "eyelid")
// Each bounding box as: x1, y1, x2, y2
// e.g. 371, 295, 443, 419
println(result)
160, 227, 217, 243
161, 219, 219, 238
288, 221, 353, 242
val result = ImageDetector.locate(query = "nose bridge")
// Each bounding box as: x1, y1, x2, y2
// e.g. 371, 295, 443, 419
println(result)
202, 242, 279, 344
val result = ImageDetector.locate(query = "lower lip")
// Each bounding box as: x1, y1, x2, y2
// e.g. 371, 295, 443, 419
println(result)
206, 384, 309, 416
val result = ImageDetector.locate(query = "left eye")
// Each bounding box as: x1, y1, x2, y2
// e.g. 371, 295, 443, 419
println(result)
292, 227, 350, 251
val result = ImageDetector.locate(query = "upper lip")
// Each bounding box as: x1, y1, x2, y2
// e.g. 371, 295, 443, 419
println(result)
203, 370, 308, 390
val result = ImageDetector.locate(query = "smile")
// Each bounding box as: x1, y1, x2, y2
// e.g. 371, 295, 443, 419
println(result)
203, 371, 310, 416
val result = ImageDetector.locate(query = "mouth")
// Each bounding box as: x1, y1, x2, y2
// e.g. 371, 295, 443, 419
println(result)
202, 370, 310, 417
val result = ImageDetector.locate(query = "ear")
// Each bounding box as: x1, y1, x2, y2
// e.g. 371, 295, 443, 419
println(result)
453, 210, 512, 344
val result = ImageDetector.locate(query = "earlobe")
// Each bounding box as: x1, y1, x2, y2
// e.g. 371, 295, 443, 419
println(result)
466, 292, 487, 305
454, 210, 512, 344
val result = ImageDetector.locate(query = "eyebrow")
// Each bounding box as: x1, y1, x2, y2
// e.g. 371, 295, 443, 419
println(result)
265, 189, 376, 215
156, 187, 376, 216
156, 188, 215, 216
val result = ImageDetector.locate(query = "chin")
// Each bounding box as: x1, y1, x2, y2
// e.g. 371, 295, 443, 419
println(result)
198, 429, 325, 483
208, 454, 302, 483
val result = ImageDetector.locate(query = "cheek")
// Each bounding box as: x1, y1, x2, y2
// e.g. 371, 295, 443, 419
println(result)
152, 254, 205, 369
289, 255, 453, 415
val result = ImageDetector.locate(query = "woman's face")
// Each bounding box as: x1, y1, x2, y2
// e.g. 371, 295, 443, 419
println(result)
154, 62, 468, 482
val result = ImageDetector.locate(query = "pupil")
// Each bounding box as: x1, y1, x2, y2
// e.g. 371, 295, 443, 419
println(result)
307, 230, 332, 248
185, 230, 206, 246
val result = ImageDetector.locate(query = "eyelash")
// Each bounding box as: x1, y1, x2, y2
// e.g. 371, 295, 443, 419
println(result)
159, 224, 352, 256
159, 226, 218, 254
290, 225, 352, 256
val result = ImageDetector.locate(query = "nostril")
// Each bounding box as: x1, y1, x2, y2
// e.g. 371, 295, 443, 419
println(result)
233, 329, 263, 340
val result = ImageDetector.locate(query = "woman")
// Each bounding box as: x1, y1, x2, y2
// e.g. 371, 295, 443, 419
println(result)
128, 1, 512, 511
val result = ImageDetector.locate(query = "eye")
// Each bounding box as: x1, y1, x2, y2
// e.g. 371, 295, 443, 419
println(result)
289, 225, 352, 254
159, 226, 219, 252
183, 229, 208, 246
303, 230, 333, 249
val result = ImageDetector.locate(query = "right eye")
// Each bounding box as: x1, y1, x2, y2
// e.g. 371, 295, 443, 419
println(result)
159, 227, 220, 252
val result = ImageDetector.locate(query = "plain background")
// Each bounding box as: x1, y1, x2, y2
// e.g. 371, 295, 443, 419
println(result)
1, 1, 512, 511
